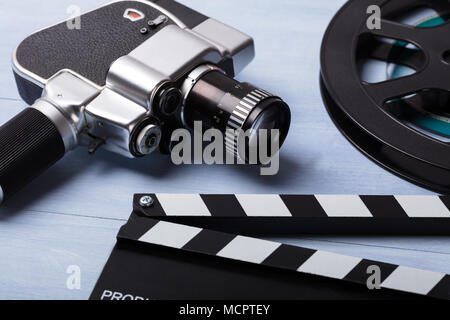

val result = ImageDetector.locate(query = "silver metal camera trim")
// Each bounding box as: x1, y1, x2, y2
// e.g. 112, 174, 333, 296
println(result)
192, 19, 255, 75
106, 56, 170, 109
32, 100, 78, 152
180, 64, 222, 101
84, 88, 150, 158
32, 71, 101, 152
179, 64, 223, 128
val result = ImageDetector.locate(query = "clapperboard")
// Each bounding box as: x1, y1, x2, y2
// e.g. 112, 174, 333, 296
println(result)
90, 194, 450, 300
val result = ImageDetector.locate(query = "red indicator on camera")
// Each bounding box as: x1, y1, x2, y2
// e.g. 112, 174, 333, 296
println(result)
123, 9, 145, 22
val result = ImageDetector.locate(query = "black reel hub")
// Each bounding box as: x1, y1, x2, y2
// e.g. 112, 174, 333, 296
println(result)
320, 0, 450, 193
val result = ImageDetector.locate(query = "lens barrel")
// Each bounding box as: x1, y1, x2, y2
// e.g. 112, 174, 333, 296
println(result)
183, 68, 291, 163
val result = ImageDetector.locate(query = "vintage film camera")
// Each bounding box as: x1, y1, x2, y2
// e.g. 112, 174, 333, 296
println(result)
0, 0, 291, 202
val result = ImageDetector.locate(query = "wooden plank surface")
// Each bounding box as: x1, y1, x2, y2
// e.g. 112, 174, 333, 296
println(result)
0, 0, 448, 299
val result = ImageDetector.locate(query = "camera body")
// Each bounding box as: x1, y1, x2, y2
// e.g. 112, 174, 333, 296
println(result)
2, 0, 290, 202
13, 0, 255, 156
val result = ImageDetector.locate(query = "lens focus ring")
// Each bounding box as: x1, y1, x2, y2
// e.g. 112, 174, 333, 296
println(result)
225, 88, 273, 157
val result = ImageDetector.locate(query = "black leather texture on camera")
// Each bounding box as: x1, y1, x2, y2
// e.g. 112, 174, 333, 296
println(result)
16, 1, 177, 87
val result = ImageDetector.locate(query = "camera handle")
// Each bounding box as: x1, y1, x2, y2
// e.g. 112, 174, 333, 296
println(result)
0, 107, 66, 203
0, 72, 102, 204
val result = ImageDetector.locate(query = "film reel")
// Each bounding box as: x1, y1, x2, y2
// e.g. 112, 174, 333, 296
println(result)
320, 0, 450, 193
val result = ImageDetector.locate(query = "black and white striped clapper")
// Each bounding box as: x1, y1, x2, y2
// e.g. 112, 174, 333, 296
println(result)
90, 194, 450, 300
133, 194, 450, 235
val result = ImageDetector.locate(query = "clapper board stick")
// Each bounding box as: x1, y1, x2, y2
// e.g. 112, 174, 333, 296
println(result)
90, 214, 450, 300
133, 194, 450, 235
90, 194, 450, 300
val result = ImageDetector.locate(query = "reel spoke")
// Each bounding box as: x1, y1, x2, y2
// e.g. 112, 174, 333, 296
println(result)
368, 20, 425, 48
364, 72, 428, 106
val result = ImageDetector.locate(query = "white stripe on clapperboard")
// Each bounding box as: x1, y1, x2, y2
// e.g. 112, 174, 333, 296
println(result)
156, 194, 211, 216
381, 266, 445, 295
394, 196, 450, 218
139, 221, 202, 249
235, 194, 292, 217
315, 195, 373, 217
297, 251, 362, 279
137, 220, 446, 296
217, 236, 282, 264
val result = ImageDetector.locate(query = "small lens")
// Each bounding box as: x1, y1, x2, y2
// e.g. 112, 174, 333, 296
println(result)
183, 70, 291, 163
157, 86, 183, 116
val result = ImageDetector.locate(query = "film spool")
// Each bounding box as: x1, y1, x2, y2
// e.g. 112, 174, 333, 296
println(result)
320, 0, 450, 193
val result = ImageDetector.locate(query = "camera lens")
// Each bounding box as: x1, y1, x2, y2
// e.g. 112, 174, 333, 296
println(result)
156, 85, 183, 117
182, 67, 291, 163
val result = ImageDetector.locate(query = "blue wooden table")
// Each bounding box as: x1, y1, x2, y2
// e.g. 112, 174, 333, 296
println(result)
0, 0, 448, 300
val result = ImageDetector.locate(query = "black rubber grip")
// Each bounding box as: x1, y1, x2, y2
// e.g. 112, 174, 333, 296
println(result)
0, 108, 65, 201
